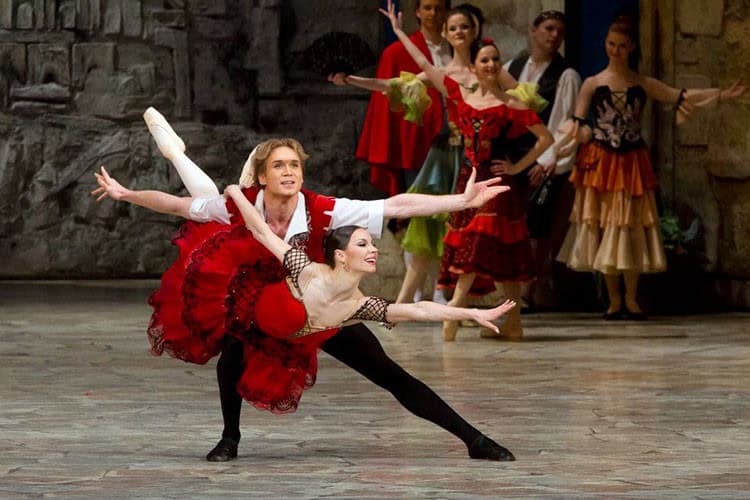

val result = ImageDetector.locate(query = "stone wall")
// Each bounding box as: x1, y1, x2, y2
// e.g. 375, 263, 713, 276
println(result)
641, 0, 750, 309
0, 0, 395, 291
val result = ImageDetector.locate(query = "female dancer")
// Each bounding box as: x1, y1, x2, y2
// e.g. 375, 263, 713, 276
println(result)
378, 1, 553, 341
93, 110, 518, 461
556, 15, 746, 319
330, 5, 523, 306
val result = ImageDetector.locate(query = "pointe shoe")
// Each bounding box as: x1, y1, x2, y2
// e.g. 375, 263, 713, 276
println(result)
443, 320, 458, 342
468, 435, 515, 461
499, 322, 523, 342
205, 437, 238, 462
143, 107, 186, 159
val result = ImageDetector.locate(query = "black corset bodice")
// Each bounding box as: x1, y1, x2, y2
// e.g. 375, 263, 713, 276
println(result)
591, 85, 646, 151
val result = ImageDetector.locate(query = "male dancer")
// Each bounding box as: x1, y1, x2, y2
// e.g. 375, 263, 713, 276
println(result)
93, 109, 514, 462
357, 0, 451, 197
504, 10, 581, 313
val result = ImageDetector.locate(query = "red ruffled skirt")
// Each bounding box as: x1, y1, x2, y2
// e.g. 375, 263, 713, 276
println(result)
439, 162, 535, 293
147, 221, 338, 414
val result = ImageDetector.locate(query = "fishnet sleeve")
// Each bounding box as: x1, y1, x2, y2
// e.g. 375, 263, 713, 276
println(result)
282, 248, 312, 291
348, 296, 395, 329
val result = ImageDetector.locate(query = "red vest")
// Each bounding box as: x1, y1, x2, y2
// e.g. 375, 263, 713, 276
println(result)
224, 187, 335, 263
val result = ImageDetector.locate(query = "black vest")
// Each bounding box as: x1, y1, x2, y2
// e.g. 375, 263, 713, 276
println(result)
507, 51, 570, 125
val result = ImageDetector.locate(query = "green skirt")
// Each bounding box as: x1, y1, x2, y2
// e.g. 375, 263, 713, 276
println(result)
401, 134, 464, 259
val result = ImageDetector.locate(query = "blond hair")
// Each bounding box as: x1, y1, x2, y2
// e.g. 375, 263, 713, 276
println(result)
238, 138, 309, 188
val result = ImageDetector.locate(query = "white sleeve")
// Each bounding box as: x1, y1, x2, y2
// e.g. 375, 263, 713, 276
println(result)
547, 69, 582, 174
188, 196, 232, 224
328, 198, 385, 238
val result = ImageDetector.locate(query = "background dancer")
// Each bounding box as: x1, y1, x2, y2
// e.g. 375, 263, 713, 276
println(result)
373, 1, 553, 341
556, 15, 746, 320
504, 9, 582, 313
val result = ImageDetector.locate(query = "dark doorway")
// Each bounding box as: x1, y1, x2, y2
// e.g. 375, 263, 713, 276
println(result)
565, 0, 640, 78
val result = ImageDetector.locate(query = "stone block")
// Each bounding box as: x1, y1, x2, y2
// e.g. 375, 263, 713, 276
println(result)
46, 0, 57, 29
675, 74, 712, 146
74, 70, 151, 119
678, 0, 725, 36
154, 27, 190, 117
121, 0, 142, 37
0, 1, 12, 29
188, 0, 226, 16
59, 2, 76, 28
78, 0, 102, 31
28, 44, 71, 86
243, 1, 282, 94
149, 9, 186, 28
0, 30, 74, 42
103, 0, 122, 35
0, 43, 28, 81
128, 63, 156, 94
11, 82, 71, 101
72, 42, 116, 87
10, 100, 68, 113
17, 3, 35, 29
193, 16, 234, 40
675, 37, 699, 64
34, 0, 45, 29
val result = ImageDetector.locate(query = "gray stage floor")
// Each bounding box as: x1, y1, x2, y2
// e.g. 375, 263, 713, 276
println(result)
1, 281, 749, 499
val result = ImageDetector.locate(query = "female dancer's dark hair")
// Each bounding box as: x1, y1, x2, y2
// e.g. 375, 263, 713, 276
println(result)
469, 37, 497, 63
323, 225, 361, 268
452, 3, 484, 38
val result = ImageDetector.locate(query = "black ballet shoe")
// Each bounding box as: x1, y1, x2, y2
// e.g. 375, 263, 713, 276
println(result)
602, 310, 624, 321
468, 435, 515, 461
206, 437, 239, 462
624, 310, 647, 321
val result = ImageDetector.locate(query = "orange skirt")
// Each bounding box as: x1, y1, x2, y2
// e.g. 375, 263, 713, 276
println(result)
557, 142, 667, 274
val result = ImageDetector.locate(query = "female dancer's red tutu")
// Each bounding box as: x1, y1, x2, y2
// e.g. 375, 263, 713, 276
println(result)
147, 220, 338, 414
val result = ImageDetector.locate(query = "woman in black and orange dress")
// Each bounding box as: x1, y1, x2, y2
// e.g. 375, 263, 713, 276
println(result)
556, 15, 746, 319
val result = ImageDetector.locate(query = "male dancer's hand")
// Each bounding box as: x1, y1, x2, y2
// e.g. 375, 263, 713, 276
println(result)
92, 166, 131, 202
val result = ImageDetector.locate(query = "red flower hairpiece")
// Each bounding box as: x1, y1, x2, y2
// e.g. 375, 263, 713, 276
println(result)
481, 37, 494, 44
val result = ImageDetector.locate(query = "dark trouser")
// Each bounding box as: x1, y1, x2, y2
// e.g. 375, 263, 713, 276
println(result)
216, 323, 482, 446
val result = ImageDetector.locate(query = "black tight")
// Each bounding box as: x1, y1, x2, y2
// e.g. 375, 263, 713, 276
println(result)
216, 323, 482, 447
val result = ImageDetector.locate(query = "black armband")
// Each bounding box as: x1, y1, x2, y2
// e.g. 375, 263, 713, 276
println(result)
676, 89, 687, 107
571, 115, 587, 125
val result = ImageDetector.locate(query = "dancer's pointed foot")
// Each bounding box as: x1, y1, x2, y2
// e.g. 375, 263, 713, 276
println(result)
468, 435, 515, 461
205, 437, 238, 462
143, 107, 186, 159
443, 320, 458, 342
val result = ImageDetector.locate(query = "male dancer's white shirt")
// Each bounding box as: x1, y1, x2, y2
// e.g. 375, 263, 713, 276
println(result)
188, 192, 384, 243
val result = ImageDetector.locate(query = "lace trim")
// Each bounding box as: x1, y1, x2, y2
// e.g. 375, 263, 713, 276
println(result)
282, 248, 312, 293
348, 296, 395, 329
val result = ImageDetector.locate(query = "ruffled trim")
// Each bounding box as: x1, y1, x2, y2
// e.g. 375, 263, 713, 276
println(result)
506, 82, 549, 114
440, 232, 535, 284
444, 214, 528, 244
557, 186, 667, 274
387, 71, 433, 125
571, 141, 658, 196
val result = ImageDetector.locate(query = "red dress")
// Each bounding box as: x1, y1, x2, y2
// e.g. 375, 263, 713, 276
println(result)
356, 31, 444, 195
147, 187, 363, 414
438, 77, 542, 288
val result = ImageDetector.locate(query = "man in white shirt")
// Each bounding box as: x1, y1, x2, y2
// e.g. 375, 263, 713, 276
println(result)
504, 10, 582, 311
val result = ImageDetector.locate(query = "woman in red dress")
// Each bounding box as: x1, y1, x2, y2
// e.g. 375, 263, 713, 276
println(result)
379, 1, 553, 341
